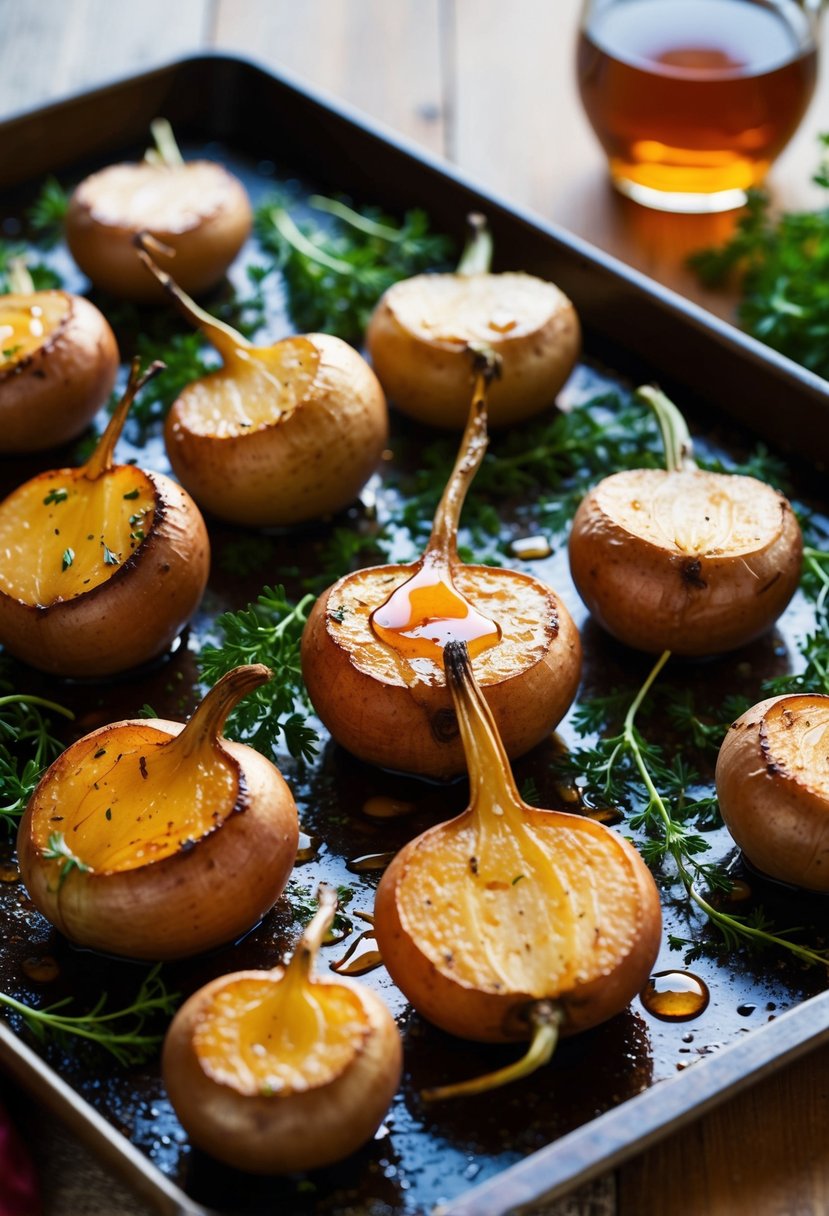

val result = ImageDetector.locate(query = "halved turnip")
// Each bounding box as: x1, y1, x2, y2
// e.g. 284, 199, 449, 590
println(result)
374, 640, 661, 1098
0, 360, 209, 677
17, 665, 298, 960
301, 351, 581, 779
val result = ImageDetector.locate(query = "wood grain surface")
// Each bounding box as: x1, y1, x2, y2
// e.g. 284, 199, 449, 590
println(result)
0, 3, 827, 1215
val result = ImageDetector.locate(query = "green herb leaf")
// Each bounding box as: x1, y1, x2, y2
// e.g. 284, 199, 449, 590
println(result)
26, 177, 69, 248
689, 136, 829, 379
254, 193, 454, 343
198, 586, 318, 761
0, 677, 73, 834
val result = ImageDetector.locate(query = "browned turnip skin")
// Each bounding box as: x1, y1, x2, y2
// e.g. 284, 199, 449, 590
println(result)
366, 271, 580, 430
17, 719, 298, 960
0, 293, 118, 453
301, 564, 582, 779
568, 469, 802, 656
0, 472, 209, 678
162, 972, 401, 1173
66, 161, 252, 302
716, 694, 829, 892
164, 334, 388, 527
374, 810, 662, 1042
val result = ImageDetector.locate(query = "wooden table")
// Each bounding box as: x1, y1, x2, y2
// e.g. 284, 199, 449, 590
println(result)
1, 3, 828, 1215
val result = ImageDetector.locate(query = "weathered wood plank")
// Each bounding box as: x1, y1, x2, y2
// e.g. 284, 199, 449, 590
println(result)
619, 1040, 829, 1216
0, 0, 211, 120
211, 0, 446, 154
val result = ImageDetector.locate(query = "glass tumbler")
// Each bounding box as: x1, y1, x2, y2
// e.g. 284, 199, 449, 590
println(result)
576, 0, 820, 212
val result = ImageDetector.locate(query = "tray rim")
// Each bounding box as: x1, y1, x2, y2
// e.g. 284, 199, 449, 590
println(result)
1, 49, 828, 1216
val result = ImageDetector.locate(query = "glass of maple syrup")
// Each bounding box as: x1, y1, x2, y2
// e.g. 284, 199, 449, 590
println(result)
577, 0, 820, 211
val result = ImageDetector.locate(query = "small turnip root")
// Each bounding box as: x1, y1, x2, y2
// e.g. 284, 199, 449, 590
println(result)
162, 885, 402, 1171
17, 665, 299, 960
0, 259, 118, 452
135, 242, 388, 528
0, 360, 209, 678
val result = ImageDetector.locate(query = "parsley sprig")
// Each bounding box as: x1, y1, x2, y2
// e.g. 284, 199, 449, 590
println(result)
0, 682, 74, 833
198, 586, 317, 761
689, 134, 829, 379
565, 652, 829, 969
0, 964, 178, 1065
255, 193, 453, 342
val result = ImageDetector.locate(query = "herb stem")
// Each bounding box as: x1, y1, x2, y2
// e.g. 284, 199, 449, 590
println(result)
0, 964, 179, 1065
619, 648, 829, 968
268, 207, 356, 276
0, 694, 73, 721
308, 195, 402, 243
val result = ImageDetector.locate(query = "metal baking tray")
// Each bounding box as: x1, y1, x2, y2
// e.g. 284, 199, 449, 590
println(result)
1, 54, 828, 1216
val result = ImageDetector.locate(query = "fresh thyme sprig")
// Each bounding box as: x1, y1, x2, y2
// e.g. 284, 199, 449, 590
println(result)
0, 964, 179, 1065
254, 193, 453, 342
566, 652, 829, 969
0, 684, 74, 833
198, 586, 318, 762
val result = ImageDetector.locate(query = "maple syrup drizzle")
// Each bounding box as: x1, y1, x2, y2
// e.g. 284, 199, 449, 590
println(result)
641, 970, 710, 1021
369, 352, 502, 667
370, 552, 501, 663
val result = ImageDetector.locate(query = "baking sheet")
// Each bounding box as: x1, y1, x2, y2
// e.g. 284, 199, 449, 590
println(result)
0, 55, 828, 1216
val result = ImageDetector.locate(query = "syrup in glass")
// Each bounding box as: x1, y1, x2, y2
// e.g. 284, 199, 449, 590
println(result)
577, 0, 818, 210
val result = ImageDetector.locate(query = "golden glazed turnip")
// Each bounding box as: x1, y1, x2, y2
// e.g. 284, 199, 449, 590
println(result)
716, 693, 829, 892
66, 120, 251, 302
374, 640, 662, 1099
568, 386, 802, 656
0, 259, 118, 452
134, 243, 388, 528
0, 360, 209, 677
301, 351, 581, 779
366, 213, 580, 429
17, 665, 299, 960
162, 885, 402, 1171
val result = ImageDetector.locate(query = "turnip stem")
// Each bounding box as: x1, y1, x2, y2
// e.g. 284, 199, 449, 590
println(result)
636, 385, 696, 473
7, 257, 33, 295
457, 212, 493, 276
422, 1001, 563, 1101
83, 358, 164, 480
427, 348, 499, 560
147, 118, 184, 167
